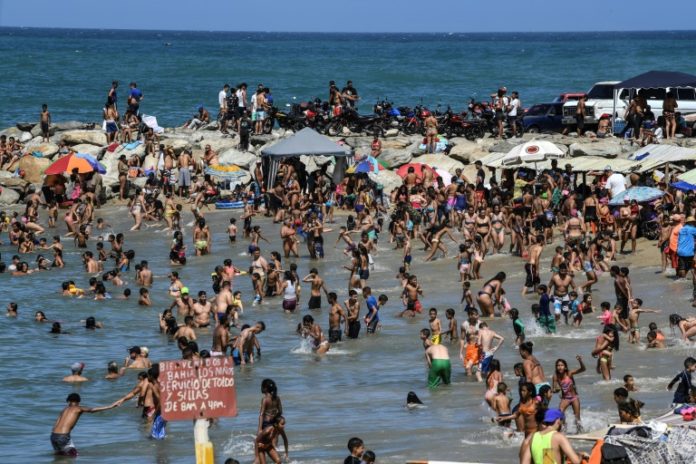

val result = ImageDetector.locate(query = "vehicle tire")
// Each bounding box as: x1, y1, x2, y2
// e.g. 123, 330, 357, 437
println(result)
348, 121, 362, 134
292, 121, 305, 132
526, 126, 540, 134
515, 123, 525, 138
365, 124, 384, 137
327, 121, 343, 137
472, 126, 485, 140
401, 122, 416, 135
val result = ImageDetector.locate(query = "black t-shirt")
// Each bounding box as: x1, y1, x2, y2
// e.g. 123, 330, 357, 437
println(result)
476, 168, 485, 190
342, 86, 358, 107
344, 457, 362, 464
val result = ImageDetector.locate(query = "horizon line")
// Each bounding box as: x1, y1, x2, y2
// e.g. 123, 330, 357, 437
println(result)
1, 25, 695, 35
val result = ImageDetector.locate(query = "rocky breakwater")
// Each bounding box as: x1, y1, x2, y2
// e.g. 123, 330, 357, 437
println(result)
0, 119, 648, 207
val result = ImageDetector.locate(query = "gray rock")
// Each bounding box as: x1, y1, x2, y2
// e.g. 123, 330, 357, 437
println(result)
368, 170, 402, 194
488, 140, 518, 153
448, 139, 489, 163
381, 136, 413, 150
407, 141, 426, 156
159, 137, 191, 155
569, 140, 624, 158
71, 144, 105, 158
218, 148, 258, 169
250, 134, 274, 146
384, 128, 399, 138
19, 131, 33, 143
53, 121, 96, 131
0, 127, 23, 138
379, 148, 412, 168
0, 186, 20, 205
61, 130, 107, 146
24, 141, 60, 158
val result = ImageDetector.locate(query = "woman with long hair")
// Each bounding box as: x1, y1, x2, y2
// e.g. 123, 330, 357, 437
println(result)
552, 356, 586, 432
258, 378, 283, 432
476, 272, 506, 317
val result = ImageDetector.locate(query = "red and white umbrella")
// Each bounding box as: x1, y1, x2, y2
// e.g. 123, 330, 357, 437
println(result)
501, 140, 565, 166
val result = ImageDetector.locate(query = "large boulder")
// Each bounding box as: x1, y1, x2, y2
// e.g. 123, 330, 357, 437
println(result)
18, 155, 50, 183
71, 144, 105, 158
30, 124, 56, 137
569, 141, 624, 158
61, 130, 107, 146
381, 136, 413, 150
19, 131, 33, 143
0, 186, 20, 205
0, 127, 23, 138
100, 152, 122, 187
369, 170, 402, 194
413, 154, 466, 174
448, 139, 488, 163
160, 137, 191, 155
218, 148, 258, 169
16, 122, 35, 132
53, 121, 96, 132
378, 148, 412, 168
24, 141, 60, 159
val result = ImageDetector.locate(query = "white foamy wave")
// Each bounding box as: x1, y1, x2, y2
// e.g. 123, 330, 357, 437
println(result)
460, 426, 522, 447
291, 338, 350, 355
221, 432, 256, 456
524, 321, 598, 340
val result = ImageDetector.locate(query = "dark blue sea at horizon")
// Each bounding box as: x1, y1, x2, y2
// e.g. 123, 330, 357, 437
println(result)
1, 28, 696, 128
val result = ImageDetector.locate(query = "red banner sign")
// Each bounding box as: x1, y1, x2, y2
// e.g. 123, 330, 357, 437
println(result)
159, 357, 237, 421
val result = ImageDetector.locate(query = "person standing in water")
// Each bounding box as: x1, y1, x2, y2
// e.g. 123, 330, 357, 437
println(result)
519, 341, 548, 394
421, 328, 451, 388
51, 393, 117, 456
258, 378, 283, 432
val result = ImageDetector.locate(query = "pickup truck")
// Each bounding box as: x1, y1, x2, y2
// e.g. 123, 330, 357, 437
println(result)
562, 81, 625, 128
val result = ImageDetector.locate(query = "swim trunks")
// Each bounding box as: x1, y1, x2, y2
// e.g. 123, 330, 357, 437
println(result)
479, 352, 494, 374
51, 433, 77, 456
347, 320, 360, 339
428, 358, 451, 388
431, 334, 441, 345
308, 295, 321, 310
328, 329, 342, 343
282, 299, 297, 312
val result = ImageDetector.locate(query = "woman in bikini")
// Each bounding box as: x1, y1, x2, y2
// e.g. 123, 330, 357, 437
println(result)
461, 206, 477, 241
592, 324, 618, 380
490, 204, 506, 254
484, 358, 503, 408
258, 378, 283, 432
552, 356, 586, 433
128, 189, 146, 231
476, 272, 506, 318
496, 382, 538, 436
475, 208, 491, 257
582, 191, 599, 236
670, 314, 696, 341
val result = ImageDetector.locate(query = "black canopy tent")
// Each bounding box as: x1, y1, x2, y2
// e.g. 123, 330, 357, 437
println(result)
612, 70, 696, 121
260, 127, 353, 188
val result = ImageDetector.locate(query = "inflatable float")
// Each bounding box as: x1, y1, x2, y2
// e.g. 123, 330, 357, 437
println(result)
215, 200, 246, 210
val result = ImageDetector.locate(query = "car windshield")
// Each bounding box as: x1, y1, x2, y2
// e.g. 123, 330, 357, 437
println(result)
587, 85, 615, 99
527, 104, 549, 115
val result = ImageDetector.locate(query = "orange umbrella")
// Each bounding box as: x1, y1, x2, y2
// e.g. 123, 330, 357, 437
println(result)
45, 152, 101, 175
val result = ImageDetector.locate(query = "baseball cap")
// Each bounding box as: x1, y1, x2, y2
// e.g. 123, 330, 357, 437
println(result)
141, 346, 149, 356
128, 346, 141, 355
181, 287, 190, 295
543, 408, 565, 423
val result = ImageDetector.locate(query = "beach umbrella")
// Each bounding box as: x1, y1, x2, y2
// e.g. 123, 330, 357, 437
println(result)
204, 164, 247, 180
608, 186, 665, 205
348, 156, 386, 174
678, 168, 696, 185
434, 168, 452, 186
501, 140, 565, 166
395, 162, 435, 179
45, 152, 105, 175
74, 152, 106, 174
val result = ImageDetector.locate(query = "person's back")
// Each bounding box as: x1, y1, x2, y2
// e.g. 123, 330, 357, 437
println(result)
530, 429, 557, 464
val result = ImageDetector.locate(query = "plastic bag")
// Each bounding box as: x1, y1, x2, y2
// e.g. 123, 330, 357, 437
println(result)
150, 414, 167, 440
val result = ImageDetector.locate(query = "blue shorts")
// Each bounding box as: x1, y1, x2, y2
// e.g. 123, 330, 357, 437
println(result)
479, 353, 493, 374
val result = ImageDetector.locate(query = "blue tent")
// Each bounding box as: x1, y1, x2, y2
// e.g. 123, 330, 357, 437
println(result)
672, 181, 696, 191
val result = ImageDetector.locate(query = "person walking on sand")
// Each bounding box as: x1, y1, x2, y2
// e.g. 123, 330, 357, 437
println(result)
51, 393, 117, 456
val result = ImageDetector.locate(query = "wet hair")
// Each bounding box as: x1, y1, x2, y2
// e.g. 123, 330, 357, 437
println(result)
555, 359, 569, 376
623, 374, 633, 382
497, 382, 508, 394
510, 308, 519, 319
347, 437, 364, 452
256, 321, 266, 331
519, 341, 534, 354
224, 460, 240, 464
685, 357, 696, 369
362, 450, 376, 462
613, 387, 629, 399
513, 362, 523, 372
446, 308, 455, 317
85, 316, 97, 329
51, 322, 62, 333
302, 315, 314, 325
420, 328, 431, 338
618, 401, 640, 418
108, 361, 119, 373
261, 378, 278, 398
670, 314, 684, 326
66, 393, 81, 403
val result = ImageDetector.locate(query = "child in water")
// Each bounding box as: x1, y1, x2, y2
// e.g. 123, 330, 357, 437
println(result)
509, 308, 525, 347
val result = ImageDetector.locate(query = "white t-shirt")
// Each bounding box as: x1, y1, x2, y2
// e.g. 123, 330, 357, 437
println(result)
218, 90, 227, 109
251, 93, 258, 112
236, 89, 246, 108
606, 172, 626, 198
508, 98, 520, 117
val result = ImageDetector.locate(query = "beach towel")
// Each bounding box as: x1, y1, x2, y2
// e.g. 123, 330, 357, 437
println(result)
106, 142, 120, 153
31, 151, 43, 158
142, 115, 164, 134
124, 140, 142, 150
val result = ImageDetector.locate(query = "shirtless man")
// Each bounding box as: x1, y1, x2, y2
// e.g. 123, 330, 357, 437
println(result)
234, 321, 266, 365
303, 268, 329, 310
398, 274, 423, 317
193, 218, 211, 256
178, 149, 192, 197
477, 322, 504, 376
51, 393, 117, 456
124, 346, 151, 370
215, 280, 234, 321
84, 251, 100, 274
192, 291, 212, 327
139, 260, 153, 286
422, 328, 451, 388
327, 292, 346, 343
63, 362, 89, 383
211, 315, 231, 356
612, 265, 633, 324
548, 265, 576, 324
174, 316, 197, 341
170, 288, 195, 317
300, 314, 330, 354
344, 290, 361, 339
519, 341, 548, 394
522, 235, 544, 296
